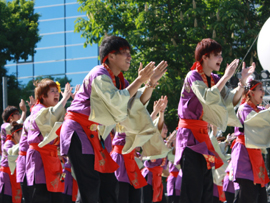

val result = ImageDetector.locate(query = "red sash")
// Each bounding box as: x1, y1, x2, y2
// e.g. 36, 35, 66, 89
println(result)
169, 171, 178, 178
65, 168, 78, 201
217, 185, 226, 202
178, 119, 223, 169
19, 151, 26, 156
113, 145, 147, 189
147, 166, 163, 202
0, 167, 22, 203
235, 135, 269, 187
65, 111, 119, 173
29, 143, 64, 192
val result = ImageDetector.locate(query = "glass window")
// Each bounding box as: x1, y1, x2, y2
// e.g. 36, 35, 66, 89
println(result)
35, 61, 65, 76
39, 20, 64, 34
66, 32, 85, 45
66, 16, 87, 30
67, 73, 94, 87
37, 33, 65, 48
18, 55, 33, 63
19, 78, 35, 88
36, 6, 64, 20
66, 0, 77, 3
18, 64, 33, 78
35, 0, 64, 8
67, 45, 98, 59
66, 4, 86, 17
5, 65, 17, 76
35, 47, 65, 62
67, 58, 98, 73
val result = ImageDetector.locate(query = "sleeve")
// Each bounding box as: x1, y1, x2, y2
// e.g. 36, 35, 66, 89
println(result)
244, 108, 270, 150
89, 74, 130, 126
189, 75, 242, 131
35, 102, 65, 147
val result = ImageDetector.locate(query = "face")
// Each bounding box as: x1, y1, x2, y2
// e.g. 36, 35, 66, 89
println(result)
161, 124, 168, 139
13, 130, 22, 144
110, 49, 131, 72
42, 86, 60, 107
250, 84, 265, 105
203, 52, 223, 72
10, 111, 21, 122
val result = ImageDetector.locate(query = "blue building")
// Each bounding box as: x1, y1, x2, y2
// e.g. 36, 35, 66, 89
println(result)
4, 0, 98, 87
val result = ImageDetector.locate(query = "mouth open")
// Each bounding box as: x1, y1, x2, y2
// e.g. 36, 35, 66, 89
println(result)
216, 62, 220, 66
54, 98, 59, 102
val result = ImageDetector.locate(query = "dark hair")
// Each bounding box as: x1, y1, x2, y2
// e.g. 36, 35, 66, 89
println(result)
99, 36, 131, 64
195, 38, 222, 62
34, 79, 57, 104
10, 121, 23, 134
2, 106, 19, 123
243, 80, 262, 102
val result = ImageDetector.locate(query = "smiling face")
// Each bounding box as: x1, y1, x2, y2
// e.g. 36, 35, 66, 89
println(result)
42, 86, 60, 107
109, 49, 131, 73
13, 130, 22, 144
250, 83, 265, 105
9, 111, 21, 122
203, 52, 223, 72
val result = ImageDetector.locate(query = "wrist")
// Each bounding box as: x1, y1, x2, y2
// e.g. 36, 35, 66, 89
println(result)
145, 80, 158, 89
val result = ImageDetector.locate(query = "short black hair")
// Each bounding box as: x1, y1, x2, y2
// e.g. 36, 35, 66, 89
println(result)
2, 106, 19, 122
99, 36, 131, 64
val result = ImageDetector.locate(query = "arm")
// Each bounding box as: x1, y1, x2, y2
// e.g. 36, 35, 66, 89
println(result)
231, 62, 255, 106
157, 96, 168, 131
56, 83, 72, 109
19, 99, 27, 122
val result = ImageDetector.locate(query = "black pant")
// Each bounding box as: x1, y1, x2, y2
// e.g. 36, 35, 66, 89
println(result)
117, 181, 141, 203
236, 178, 267, 203
28, 183, 63, 203
141, 183, 167, 203
20, 176, 31, 203
68, 132, 117, 203
167, 191, 180, 203
62, 193, 74, 203
212, 196, 223, 203
225, 191, 235, 203
0, 185, 12, 203
179, 147, 213, 203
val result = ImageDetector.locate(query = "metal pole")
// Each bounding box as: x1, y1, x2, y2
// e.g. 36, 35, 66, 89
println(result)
2, 76, 8, 110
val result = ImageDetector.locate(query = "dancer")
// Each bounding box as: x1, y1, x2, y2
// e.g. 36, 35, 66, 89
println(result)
0, 121, 23, 203
175, 38, 254, 203
25, 79, 72, 203
60, 35, 168, 203
230, 76, 269, 203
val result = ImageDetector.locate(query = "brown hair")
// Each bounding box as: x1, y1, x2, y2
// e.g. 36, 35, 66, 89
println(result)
243, 80, 262, 102
10, 121, 23, 135
34, 79, 57, 104
1, 106, 19, 122
195, 38, 222, 63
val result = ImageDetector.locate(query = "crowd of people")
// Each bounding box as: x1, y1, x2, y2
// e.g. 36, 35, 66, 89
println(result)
0, 35, 270, 203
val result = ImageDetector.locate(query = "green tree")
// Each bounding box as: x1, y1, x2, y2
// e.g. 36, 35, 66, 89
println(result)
75, 0, 270, 132
0, 0, 40, 123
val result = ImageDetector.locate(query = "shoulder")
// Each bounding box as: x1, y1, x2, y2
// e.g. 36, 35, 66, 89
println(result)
87, 65, 111, 80
185, 70, 203, 83
211, 73, 220, 83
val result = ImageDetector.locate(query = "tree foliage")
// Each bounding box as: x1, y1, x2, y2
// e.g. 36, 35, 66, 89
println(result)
0, 0, 40, 123
75, 0, 270, 132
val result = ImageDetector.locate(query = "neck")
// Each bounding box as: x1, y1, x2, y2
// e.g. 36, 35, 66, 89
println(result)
107, 63, 120, 76
250, 98, 259, 106
202, 63, 212, 76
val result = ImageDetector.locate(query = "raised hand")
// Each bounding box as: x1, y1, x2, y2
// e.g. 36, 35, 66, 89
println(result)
26, 95, 36, 108
137, 61, 155, 84
149, 60, 168, 85
159, 95, 168, 113
19, 99, 27, 112
61, 83, 73, 100
71, 84, 80, 99
224, 59, 239, 79
240, 62, 255, 84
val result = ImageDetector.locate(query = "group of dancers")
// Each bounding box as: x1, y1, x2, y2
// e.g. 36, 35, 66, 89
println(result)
1, 35, 270, 203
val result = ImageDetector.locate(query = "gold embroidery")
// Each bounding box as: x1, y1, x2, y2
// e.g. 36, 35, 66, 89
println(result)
100, 151, 106, 159
50, 172, 61, 189
258, 166, 265, 181
132, 172, 139, 187
99, 159, 105, 166
181, 93, 184, 98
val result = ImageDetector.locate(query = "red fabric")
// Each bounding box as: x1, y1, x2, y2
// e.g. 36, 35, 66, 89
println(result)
5, 135, 12, 142
113, 145, 147, 189
0, 167, 22, 203
103, 63, 125, 90
169, 171, 178, 178
217, 185, 226, 202
178, 119, 223, 169
64, 168, 78, 201
29, 143, 64, 192
236, 135, 269, 187
65, 111, 119, 173
19, 151, 26, 156
147, 166, 163, 202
